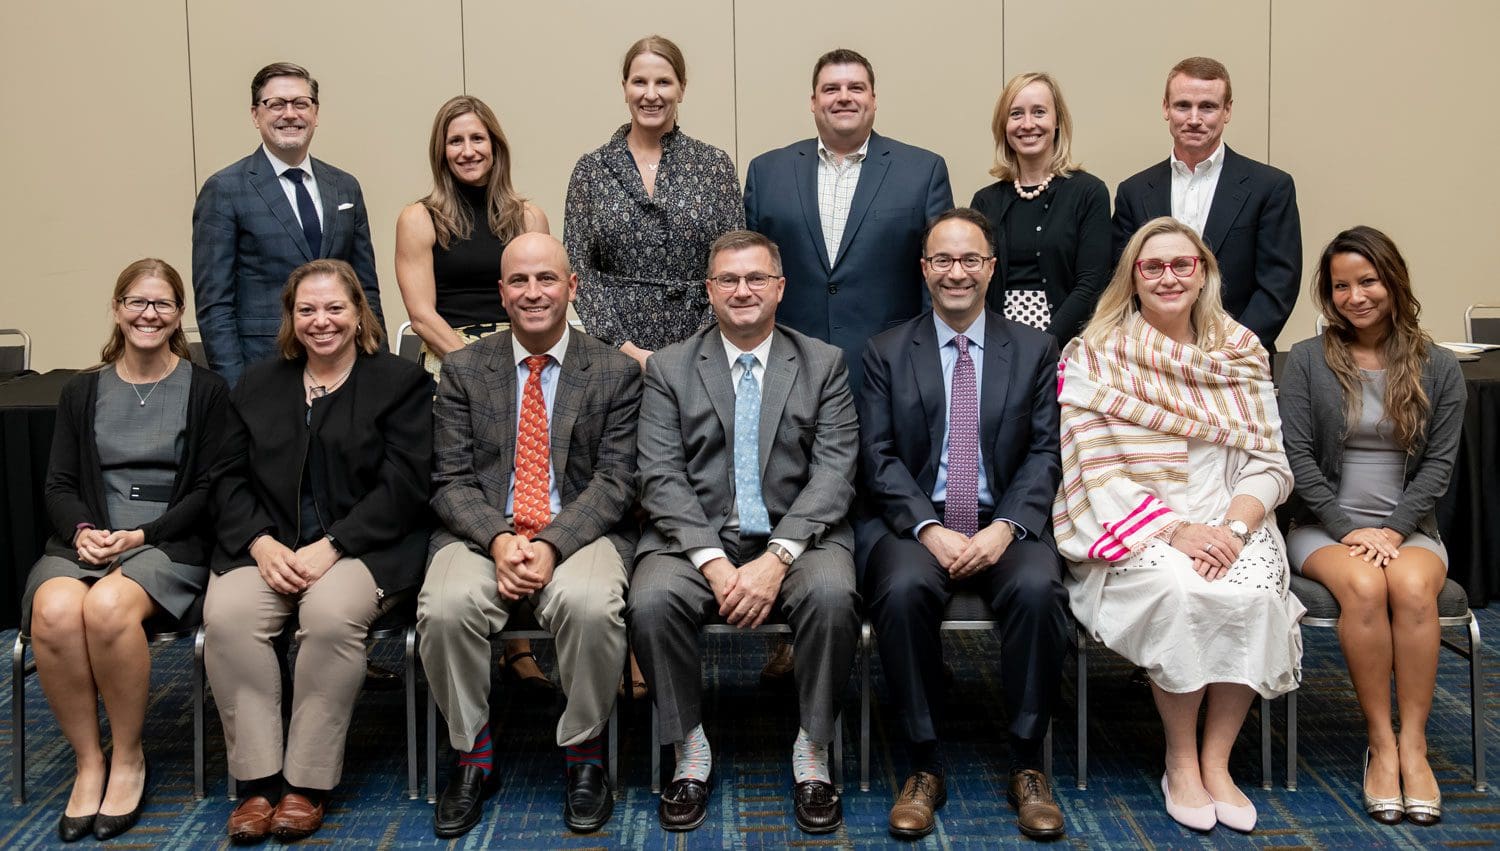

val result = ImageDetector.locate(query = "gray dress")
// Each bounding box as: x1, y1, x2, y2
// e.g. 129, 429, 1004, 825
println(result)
22, 361, 206, 631
1287, 369, 1448, 570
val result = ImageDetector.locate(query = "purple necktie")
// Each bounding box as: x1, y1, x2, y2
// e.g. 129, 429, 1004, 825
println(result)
946, 334, 979, 537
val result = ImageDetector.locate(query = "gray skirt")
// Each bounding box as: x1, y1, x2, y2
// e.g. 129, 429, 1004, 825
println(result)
21, 547, 208, 633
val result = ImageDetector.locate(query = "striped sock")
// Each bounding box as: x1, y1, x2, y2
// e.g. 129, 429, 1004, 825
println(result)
458, 722, 494, 778
792, 727, 830, 784
565, 734, 604, 769
672, 723, 712, 783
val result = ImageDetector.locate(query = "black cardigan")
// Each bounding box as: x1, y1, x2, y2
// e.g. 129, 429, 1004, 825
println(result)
970, 170, 1112, 345
210, 351, 434, 595
41, 362, 230, 567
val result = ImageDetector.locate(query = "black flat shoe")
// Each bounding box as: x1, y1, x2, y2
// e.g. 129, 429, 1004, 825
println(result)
434, 763, 499, 838
504, 651, 559, 694
793, 779, 843, 834
57, 812, 95, 843
93, 761, 148, 841
659, 774, 712, 832
563, 762, 614, 833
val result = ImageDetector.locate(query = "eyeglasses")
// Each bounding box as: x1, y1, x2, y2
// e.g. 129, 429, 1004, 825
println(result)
1135, 256, 1201, 279
710, 273, 782, 291
923, 254, 993, 272
117, 296, 182, 316
257, 96, 318, 113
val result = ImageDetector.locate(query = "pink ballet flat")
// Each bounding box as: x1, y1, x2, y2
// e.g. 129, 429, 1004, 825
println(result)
1211, 795, 1257, 832
1161, 774, 1216, 831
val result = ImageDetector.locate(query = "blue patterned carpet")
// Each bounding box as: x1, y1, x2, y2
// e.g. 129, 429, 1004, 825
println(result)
0, 608, 1494, 849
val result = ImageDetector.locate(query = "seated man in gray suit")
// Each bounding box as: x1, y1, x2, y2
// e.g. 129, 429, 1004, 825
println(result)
630, 230, 861, 835
417, 234, 641, 838
192, 61, 383, 386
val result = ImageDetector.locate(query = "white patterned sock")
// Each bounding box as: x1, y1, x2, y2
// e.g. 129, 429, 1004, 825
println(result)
673, 723, 713, 783
792, 727, 830, 784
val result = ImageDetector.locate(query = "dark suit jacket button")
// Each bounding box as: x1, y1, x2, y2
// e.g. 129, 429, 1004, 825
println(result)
828, 285, 838, 294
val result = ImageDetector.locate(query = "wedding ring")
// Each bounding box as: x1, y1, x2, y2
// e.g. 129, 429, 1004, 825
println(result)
1205, 543, 1216, 552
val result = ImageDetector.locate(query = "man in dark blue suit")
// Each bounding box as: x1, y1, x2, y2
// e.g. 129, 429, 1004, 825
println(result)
858, 208, 1069, 840
744, 48, 952, 394
1112, 56, 1301, 352
192, 62, 383, 386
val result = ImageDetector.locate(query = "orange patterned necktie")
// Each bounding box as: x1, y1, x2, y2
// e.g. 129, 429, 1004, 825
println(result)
513, 354, 552, 539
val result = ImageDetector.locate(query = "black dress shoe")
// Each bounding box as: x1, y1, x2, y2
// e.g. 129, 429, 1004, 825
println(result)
659, 775, 712, 831
563, 763, 614, 833
793, 779, 843, 834
57, 812, 94, 843
93, 761, 148, 841
434, 763, 498, 838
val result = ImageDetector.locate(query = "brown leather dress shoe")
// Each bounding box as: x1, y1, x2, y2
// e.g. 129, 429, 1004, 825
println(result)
793, 779, 843, 833
889, 771, 946, 839
1008, 768, 1065, 839
270, 792, 325, 841
658, 776, 712, 831
227, 795, 274, 843
760, 641, 796, 687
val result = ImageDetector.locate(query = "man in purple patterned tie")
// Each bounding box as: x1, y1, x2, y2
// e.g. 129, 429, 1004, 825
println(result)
855, 208, 1070, 840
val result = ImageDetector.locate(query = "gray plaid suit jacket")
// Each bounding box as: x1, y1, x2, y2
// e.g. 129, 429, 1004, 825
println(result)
429, 329, 642, 565
637, 323, 859, 560
191, 147, 382, 386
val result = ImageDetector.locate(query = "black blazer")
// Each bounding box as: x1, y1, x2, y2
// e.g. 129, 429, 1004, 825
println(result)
971, 171, 1112, 345
1111, 146, 1302, 351
855, 309, 1061, 565
41, 363, 229, 567
211, 351, 434, 595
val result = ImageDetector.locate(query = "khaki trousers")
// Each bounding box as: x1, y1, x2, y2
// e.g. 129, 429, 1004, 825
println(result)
417, 538, 627, 752
204, 559, 383, 789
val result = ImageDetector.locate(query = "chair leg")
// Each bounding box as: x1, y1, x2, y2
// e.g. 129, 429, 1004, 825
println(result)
405, 626, 419, 800
1075, 624, 1088, 790
608, 698, 620, 798
860, 621, 872, 793
1260, 696, 1272, 790
1470, 616, 1486, 792
12, 634, 26, 805
833, 712, 844, 793
194, 627, 206, 799
1043, 720, 1054, 781
1286, 690, 1298, 791
426, 686, 438, 804
651, 700, 662, 796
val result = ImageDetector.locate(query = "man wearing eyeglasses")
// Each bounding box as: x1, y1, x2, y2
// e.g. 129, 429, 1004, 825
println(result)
1111, 56, 1301, 353
630, 230, 860, 835
192, 61, 383, 386
857, 208, 1069, 840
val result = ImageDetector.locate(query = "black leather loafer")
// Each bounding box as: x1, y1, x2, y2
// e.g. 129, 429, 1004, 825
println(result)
434, 763, 499, 838
563, 763, 614, 833
794, 779, 843, 834
659, 775, 712, 831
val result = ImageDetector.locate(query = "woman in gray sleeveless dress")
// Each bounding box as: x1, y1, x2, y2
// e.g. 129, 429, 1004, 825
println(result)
1280, 227, 1465, 828
23, 259, 229, 841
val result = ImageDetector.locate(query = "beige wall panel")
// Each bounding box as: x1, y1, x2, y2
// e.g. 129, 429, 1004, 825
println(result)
187, 0, 465, 339
733, 2, 1006, 207
1272, 0, 1500, 343
1004, 1, 1271, 212
0, 0, 194, 370
464, 1, 738, 241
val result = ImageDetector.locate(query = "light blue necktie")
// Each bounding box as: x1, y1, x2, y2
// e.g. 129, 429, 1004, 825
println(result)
734, 353, 771, 536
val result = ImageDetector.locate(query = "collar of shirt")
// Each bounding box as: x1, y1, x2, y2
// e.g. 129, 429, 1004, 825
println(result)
817, 134, 870, 167
721, 330, 775, 384
513, 325, 570, 371
262, 144, 314, 180
933, 311, 986, 353
1169, 142, 1224, 178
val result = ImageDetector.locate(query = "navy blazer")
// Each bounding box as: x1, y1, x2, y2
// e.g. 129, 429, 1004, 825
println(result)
191, 147, 383, 386
744, 131, 953, 391
1111, 145, 1301, 351
855, 308, 1061, 567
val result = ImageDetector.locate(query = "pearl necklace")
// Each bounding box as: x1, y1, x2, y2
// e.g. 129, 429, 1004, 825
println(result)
1014, 173, 1054, 201
118, 357, 176, 407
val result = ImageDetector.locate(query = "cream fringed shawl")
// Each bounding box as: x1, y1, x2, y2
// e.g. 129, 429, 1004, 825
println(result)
1052, 314, 1284, 564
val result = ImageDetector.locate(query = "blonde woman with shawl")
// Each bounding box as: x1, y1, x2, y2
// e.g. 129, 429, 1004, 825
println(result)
1054, 217, 1304, 834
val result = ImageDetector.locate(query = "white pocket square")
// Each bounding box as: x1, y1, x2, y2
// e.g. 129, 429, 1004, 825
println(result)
337, 202, 354, 211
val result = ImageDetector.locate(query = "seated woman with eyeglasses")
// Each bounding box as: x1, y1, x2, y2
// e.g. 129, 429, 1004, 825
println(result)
205, 259, 432, 843
24, 258, 229, 842
1281, 226, 1463, 827
1055, 217, 1303, 834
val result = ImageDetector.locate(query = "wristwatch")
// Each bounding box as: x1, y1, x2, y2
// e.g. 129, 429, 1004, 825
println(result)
1225, 520, 1251, 544
325, 532, 343, 556
765, 542, 796, 566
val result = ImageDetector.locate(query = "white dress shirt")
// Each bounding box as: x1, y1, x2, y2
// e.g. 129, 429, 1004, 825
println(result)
816, 135, 869, 264
1169, 142, 1225, 237
505, 326, 569, 517
261, 144, 325, 231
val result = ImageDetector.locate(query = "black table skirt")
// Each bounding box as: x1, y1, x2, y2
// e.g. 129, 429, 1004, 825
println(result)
1, 369, 76, 629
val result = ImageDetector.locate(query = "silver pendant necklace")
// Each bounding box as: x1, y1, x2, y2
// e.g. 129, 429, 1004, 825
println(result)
119, 359, 173, 407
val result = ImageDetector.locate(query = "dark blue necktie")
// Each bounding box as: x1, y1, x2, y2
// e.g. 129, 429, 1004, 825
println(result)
283, 167, 322, 257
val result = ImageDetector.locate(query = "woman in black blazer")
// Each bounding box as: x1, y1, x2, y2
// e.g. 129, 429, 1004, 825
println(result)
24, 258, 228, 842
205, 259, 433, 842
1280, 227, 1464, 827
971, 72, 1110, 344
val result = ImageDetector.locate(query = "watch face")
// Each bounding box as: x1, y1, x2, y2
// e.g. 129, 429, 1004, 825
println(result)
1228, 520, 1248, 536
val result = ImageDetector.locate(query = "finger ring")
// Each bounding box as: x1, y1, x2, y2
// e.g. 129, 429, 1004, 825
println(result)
1205, 543, 1215, 552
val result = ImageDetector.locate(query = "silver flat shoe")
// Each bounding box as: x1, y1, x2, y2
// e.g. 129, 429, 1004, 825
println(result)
1362, 748, 1404, 826
1403, 788, 1441, 826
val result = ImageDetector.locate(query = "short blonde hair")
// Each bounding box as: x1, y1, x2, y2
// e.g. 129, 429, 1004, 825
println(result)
1082, 217, 1228, 351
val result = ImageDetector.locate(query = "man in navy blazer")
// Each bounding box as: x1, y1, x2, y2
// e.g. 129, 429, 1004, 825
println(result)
744, 48, 952, 393
192, 62, 382, 386
858, 209, 1068, 840
1112, 56, 1300, 352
